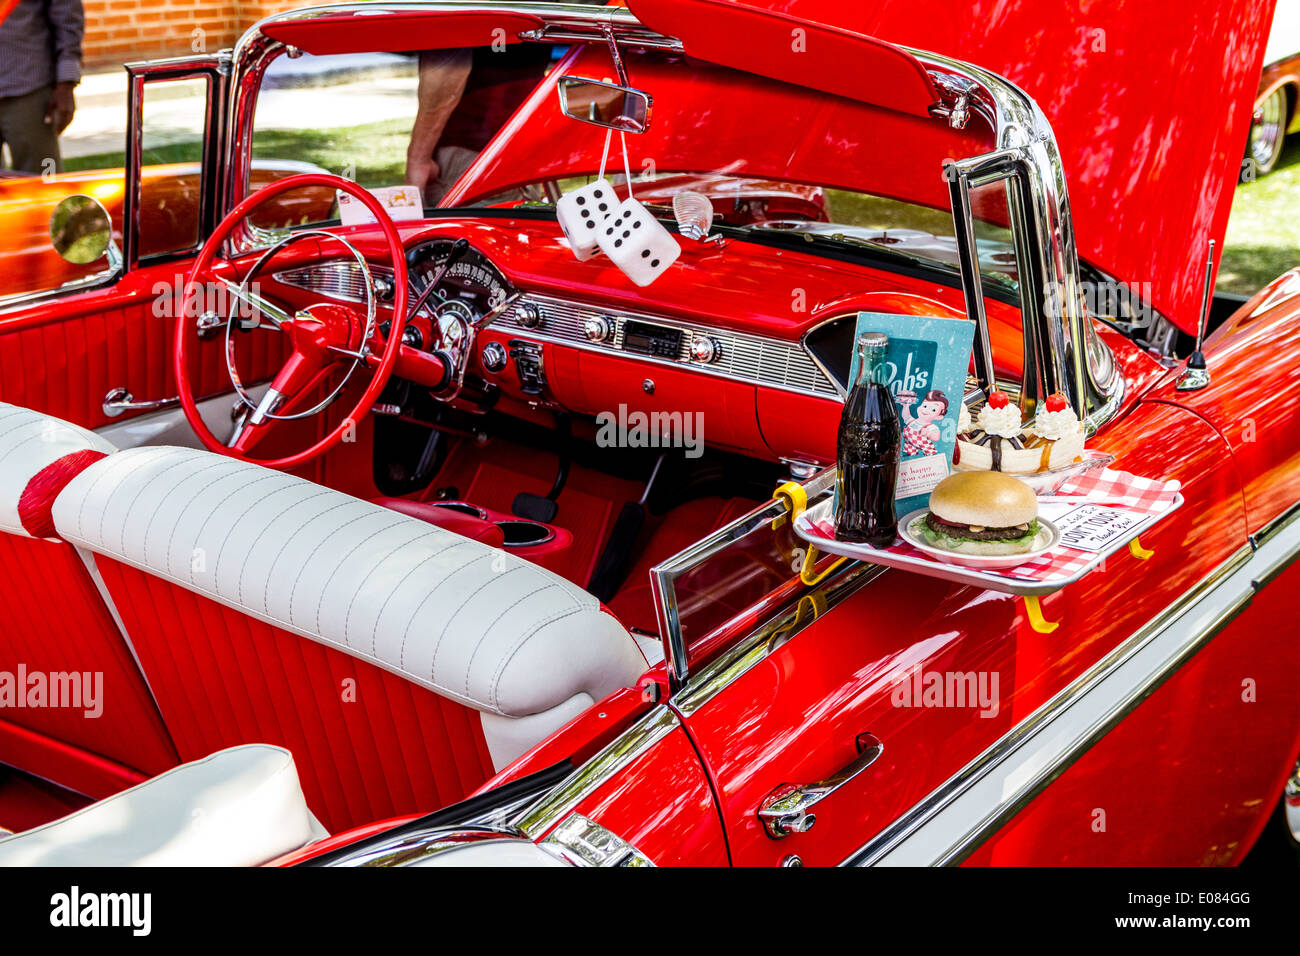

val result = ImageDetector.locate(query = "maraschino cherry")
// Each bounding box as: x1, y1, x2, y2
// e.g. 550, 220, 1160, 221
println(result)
986, 389, 1011, 410
1044, 393, 1069, 413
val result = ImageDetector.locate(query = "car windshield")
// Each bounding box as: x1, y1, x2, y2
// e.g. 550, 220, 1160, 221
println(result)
247, 48, 1019, 295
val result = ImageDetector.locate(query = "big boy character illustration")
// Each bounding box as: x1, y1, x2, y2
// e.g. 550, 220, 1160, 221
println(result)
898, 388, 950, 456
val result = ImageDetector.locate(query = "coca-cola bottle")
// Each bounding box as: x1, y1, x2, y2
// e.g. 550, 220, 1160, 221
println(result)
835, 332, 900, 546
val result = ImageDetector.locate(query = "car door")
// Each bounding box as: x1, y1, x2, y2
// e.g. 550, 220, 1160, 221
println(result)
0, 55, 286, 434
672, 395, 1250, 866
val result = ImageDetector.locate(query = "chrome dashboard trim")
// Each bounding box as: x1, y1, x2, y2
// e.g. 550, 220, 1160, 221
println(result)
843, 501, 1300, 866
512, 705, 679, 837
273, 261, 392, 302
492, 292, 840, 398
270, 266, 843, 398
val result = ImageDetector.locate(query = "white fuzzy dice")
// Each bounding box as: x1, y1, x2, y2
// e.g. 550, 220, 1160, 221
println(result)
556, 178, 617, 261
595, 197, 681, 287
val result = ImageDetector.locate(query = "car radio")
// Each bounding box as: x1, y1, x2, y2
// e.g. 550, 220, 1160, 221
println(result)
621, 320, 683, 359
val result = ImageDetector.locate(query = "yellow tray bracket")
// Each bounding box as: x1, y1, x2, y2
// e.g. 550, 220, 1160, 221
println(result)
772, 481, 847, 586
1023, 595, 1060, 634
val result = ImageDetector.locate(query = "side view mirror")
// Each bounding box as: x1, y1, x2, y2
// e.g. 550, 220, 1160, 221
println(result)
557, 76, 652, 134
49, 194, 117, 265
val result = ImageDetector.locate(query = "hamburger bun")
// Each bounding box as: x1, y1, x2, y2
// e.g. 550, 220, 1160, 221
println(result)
928, 471, 1037, 528
917, 472, 1045, 556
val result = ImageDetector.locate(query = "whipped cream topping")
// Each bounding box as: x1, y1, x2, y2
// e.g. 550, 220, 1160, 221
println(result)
1031, 407, 1082, 441
976, 401, 1023, 439
957, 401, 973, 436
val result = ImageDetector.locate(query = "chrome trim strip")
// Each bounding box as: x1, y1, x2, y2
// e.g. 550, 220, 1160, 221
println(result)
652, 467, 836, 688
673, 561, 884, 717
844, 503, 1300, 866
318, 825, 527, 867
274, 262, 392, 302
1250, 498, 1300, 550
490, 293, 841, 398
270, 268, 842, 397
512, 705, 679, 837
539, 812, 656, 866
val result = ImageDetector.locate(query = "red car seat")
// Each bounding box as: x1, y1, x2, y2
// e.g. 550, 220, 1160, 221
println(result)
0, 403, 178, 798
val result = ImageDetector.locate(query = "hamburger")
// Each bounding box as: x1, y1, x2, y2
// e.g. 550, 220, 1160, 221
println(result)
918, 471, 1042, 556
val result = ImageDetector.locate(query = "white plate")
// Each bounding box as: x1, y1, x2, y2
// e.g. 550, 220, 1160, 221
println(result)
898, 509, 1060, 569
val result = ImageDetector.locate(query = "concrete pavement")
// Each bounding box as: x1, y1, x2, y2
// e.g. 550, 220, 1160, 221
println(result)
61, 52, 417, 161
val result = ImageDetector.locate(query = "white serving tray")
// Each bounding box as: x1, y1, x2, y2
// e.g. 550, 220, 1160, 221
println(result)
792, 492, 1185, 597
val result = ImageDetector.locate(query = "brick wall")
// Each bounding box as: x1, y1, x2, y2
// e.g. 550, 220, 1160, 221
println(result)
82, 0, 305, 69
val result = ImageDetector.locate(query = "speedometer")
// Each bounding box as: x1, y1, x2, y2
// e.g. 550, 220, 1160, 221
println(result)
406, 238, 515, 320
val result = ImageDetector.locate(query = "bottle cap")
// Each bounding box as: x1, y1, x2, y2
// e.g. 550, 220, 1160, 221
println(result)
859, 332, 888, 348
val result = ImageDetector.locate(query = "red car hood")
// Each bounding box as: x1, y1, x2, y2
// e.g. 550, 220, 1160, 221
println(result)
630, 0, 1275, 331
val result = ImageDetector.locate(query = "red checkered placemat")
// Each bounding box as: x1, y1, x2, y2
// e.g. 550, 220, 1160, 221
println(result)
1051, 468, 1181, 514
808, 469, 1181, 586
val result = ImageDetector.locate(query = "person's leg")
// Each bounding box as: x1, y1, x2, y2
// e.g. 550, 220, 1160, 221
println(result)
430, 144, 541, 206
0, 88, 63, 175
427, 145, 480, 206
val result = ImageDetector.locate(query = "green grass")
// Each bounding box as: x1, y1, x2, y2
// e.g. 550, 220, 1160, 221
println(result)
1219, 136, 1300, 296
65, 140, 202, 173
64, 116, 412, 189
250, 119, 411, 188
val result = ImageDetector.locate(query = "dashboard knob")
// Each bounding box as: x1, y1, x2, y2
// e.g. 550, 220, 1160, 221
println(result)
372, 275, 394, 300
690, 335, 722, 364
584, 315, 614, 343
481, 341, 508, 373
517, 304, 543, 329
401, 324, 423, 349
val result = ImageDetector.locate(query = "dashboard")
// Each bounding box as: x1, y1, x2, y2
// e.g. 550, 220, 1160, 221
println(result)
272, 233, 874, 465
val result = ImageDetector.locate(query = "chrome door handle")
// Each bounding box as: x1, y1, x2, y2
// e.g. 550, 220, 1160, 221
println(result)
757, 732, 882, 839
103, 388, 181, 418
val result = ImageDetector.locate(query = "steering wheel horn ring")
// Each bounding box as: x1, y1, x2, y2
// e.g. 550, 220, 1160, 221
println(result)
175, 173, 410, 469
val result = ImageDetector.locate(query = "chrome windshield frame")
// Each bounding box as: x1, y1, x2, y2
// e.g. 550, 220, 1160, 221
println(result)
220, 2, 680, 253
220, 4, 1118, 431
906, 48, 1123, 432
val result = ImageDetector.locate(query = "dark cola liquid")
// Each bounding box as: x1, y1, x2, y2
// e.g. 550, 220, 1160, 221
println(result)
836, 343, 900, 547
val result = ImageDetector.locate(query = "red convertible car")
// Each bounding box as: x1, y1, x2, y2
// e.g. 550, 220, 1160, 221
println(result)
0, 0, 1297, 868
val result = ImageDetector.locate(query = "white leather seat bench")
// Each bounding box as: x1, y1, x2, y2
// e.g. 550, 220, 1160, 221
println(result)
0, 745, 326, 866
48, 445, 647, 765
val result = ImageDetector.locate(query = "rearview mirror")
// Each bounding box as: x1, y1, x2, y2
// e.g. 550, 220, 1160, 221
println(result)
557, 77, 652, 134
49, 194, 114, 264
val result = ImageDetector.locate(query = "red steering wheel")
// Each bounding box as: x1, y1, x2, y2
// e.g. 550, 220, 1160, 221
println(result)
176, 173, 409, 469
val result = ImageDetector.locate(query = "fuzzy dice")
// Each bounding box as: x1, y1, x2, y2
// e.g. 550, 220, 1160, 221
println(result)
595, 197, 681, 287
556, 178, 617, 260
